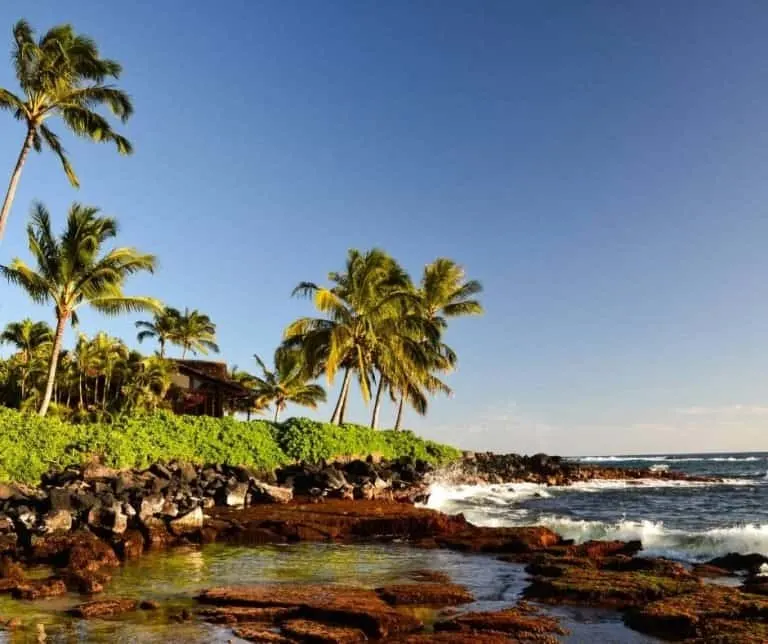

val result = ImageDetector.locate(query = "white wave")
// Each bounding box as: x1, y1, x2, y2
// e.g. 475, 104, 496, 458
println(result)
574, 455, 764, 463
531, 516, 768, 561
758, 563, 768, 577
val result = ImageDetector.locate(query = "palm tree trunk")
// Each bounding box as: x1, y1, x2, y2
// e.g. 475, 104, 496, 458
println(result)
394, 394, 405, 431
39, 313, 67, 417
78, 372, 84, 409
330, 368, 351, 424
339, 384, 350, 425
159, 339, 165, 358
273, 405, 280, 423
370, 376, 385, 429
0, 127, 35, 244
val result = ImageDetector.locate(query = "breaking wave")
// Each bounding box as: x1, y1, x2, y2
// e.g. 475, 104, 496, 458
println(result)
574, 455, 764, 463
531, 516, 768, 561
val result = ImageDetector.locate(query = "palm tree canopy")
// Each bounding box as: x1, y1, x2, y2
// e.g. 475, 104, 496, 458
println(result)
0, 202, 160, 321
250, 346, 326, 413
285, 248, 415, 401
168, 308, 219, 357
420, 258, 483, 327
0, 20, 133, 187
0, 318, 52, 357
136, 306, 182, 352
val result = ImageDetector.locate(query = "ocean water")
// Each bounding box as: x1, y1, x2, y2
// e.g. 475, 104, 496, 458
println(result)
427, 452, 768, 562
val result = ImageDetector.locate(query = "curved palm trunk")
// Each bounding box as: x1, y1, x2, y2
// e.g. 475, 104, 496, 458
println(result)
273, 405, 281, 423
330, 368, 351, 424
159, 339, 165, 358
39, 313, 68, 417
339, 385, 350, 425
0, 128, 35, 244
394, 394, 405, 431
370, 376, 385, 429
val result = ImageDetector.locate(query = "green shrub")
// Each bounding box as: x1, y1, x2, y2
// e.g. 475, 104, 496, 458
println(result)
0, 407, 460, 484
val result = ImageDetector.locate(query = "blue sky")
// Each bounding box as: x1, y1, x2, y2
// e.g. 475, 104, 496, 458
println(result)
1, 1, 768, 455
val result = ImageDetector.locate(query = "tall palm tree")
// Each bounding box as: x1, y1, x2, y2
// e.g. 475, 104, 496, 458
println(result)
170, 308, 219, 358
285, 249, 413, 425
388, 258, 483, 429
0, 202, 159, 416
135, 307, 182, 357
0, 21, 133, 244
0, 318, 52, 401
250, 347, 326, 422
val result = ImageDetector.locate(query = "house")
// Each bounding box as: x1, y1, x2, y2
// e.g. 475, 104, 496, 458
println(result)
169, 359, 252, 418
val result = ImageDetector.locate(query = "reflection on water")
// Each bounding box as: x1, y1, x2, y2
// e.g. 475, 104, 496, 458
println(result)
0, 542, 651, 643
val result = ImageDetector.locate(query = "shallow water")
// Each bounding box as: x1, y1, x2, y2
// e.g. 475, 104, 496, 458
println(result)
0, 542, 654, 643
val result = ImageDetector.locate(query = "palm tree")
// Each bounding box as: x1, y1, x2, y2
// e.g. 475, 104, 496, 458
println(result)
136, 307, 182, 357
388, 258, 483, 429
420, 258, 483, 326
89, 332, 128, 409
0, 202, 159, 416
250, 347, 326, 422
0, 319, 52, 362
0, 21, 133, 244
170, 308, 219, 358
0, 319, 52, 400
285, 249, 413, 424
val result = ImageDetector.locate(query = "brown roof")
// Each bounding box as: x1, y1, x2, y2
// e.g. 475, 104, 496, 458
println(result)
171, 359, 252, 396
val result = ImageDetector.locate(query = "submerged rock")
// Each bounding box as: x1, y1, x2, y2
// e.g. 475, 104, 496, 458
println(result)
68, 598, 139, 618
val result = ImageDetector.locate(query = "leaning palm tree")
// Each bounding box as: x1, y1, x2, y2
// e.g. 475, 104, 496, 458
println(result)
285, 249, 413, 425
0, 202, 159, 416
135, 307, 182, 357
0, 20, 133, 243
169, 308, 219, 358
250, 347, 326, 422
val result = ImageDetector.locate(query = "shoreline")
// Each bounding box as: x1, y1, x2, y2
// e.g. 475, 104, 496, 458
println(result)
0, 457, 763, 641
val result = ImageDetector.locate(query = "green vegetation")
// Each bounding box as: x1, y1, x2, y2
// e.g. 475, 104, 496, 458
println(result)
0, 407, 460, 484
0, 20, 132, 244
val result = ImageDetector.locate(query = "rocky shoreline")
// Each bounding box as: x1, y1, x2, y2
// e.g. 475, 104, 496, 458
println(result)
0, 455, 760, 642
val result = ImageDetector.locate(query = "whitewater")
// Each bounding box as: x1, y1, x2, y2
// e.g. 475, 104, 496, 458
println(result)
426, 451, 768, 562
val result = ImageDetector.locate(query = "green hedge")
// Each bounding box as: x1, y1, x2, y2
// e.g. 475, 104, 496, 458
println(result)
0, 407, 460, 484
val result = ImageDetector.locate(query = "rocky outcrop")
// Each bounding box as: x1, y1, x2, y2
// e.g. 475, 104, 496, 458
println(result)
434, 603, 568, 643
624, 586, 768, 641
375, 582, 473, 606
197, 584, 423, 639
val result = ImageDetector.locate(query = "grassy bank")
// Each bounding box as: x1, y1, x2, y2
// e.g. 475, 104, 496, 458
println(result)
0, 407, 461, 484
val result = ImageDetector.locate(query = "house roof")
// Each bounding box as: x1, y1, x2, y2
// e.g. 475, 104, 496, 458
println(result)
171, 359, 253, 397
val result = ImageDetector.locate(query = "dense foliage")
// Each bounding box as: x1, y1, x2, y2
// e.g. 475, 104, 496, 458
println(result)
0, 407, 460, 484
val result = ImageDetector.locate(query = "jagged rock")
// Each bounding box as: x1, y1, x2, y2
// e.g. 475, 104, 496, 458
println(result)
169, 506, 203, 536
42, 509, 72, 533
708, 552, 768, 572
251, 482, 293, 504
218, 482, 248, 508
138, 494, 165, 520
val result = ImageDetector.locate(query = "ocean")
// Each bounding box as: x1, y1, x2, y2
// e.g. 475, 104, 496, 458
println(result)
427, 451, 768, 562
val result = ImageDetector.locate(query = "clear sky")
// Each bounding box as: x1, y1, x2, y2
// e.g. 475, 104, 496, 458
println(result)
1, 1, 767, 456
